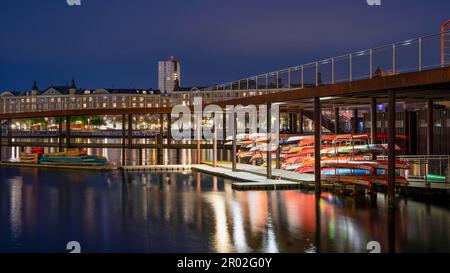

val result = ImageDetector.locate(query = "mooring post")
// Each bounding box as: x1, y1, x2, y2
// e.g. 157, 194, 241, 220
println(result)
266, 103, 272, 179
388, 90, 396, 210
314, 97, 322, 193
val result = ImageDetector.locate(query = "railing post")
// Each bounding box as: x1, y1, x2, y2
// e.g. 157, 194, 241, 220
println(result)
265, 74, 268, 90
315, 62, 319, 87
288, 68, 291, 89
331, 58, 335, 84
301, 65, 304, 89
349, 54, 353, 81
392, 44, 396, 74
419, 37, 422, 71
276, 71, 279, 92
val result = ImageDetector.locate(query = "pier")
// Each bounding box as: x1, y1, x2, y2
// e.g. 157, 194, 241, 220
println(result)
1, 30, 450, 205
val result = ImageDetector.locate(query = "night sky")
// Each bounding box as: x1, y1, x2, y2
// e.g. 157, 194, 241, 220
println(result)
0, 0, 449, 92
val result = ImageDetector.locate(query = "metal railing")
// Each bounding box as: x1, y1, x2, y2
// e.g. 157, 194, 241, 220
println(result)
200, 30, 450, 94
0, 31, 449, 115
379, 155, 450, 184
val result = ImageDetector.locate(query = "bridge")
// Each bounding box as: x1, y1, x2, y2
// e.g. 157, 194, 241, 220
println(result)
1, 30, 450, 208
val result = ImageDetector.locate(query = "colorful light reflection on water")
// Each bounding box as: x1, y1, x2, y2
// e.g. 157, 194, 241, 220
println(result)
0, 167, 448, 253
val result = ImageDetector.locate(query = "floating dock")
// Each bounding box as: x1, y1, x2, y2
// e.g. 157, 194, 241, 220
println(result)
0, 161, 117, 171
121, 165, 196, 172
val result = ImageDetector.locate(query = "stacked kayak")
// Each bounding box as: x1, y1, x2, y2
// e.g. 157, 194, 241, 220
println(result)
40, 155, 107, 166
19, 152, 39, 164
39, 150, 107, 166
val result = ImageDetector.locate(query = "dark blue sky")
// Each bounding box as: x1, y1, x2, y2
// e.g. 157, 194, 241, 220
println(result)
0, 0, 449, 91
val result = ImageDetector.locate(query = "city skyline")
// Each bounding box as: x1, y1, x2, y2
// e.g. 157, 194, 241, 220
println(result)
1, 0, 450, 91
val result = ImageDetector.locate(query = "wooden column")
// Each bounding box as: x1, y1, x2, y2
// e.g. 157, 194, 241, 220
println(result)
292, 113, 298, 133
65, 116, 70, 148
353, 108, 359, 134
334, 107, 340, 134
0, 120, 3, 161
128, 114, 133, 149
289, 113, 294, 133
427, 99, 434, 155
138, 148, 143, 165
222, 111, 227, 161
121, 114, 126, 166
196, 113, 201, 164
276, 111, 281, 169
167, 113, 171, 149
232, 111, 237, 171
266, 103, 272, 179
387, 90, 396, 210
299, 109, 304, 134
158, 113, 164, 165
213, 114, 218, 167
58, 117, 63, 152
7, 119, 12, 147
370, 97, 377, 144
314, 97, 321, 193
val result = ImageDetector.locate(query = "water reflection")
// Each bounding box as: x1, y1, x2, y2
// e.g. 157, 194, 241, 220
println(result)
0, 168, 448, 253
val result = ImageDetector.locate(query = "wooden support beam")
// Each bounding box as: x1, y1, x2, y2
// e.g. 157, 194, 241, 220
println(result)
128, 114, 133, 149
222, 111, 227, 161
65, 116, 70, 148
370, 97, 377, 145
121, 114, 126, 166
276, 112, 281, 169
387, 90, 396, 210
158, 113, 164, 164
427, 99, 434, 155
314, 97, 321, 193
0, 119, 3, 161
266, 103, 272, 179
353, 108, 359, 134
7, 119, 12, 147
334, 107, 340, 134
299, 109, 304, 134
232, 111, 237, 172
213, 114, 218, 167
58, 117, 63, 152
196, 113, 201, 164
167, 113, 171, 149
